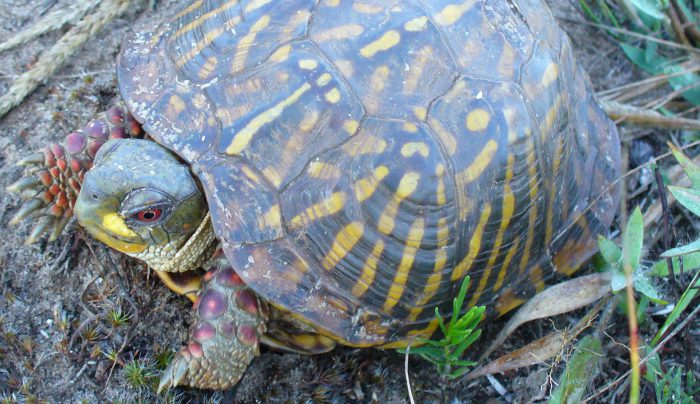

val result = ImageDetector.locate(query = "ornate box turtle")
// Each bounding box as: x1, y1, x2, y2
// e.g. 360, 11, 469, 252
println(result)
9, 0, 621, 390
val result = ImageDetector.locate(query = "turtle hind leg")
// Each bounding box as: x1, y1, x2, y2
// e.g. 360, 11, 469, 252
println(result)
7, 105, 143, 244
0, 0, 133, 118
158, 263, 268, 391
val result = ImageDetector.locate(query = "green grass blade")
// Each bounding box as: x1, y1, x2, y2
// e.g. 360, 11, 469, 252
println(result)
549, 335, 603, 404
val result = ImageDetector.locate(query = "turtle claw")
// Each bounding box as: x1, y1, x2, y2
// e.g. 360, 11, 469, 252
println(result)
9, 199, 44, 225
17, 152, 46, 167
158, 352, 189, 393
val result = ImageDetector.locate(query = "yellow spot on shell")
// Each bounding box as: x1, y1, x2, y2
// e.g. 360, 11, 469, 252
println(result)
257, 204, 281, 231
270, 45, 292, 62
343, 120, 360, 135
352, 240, 385, 297
262, 166, 283, 188
384, 218, 425, 311
226, 83, 312, 155
166, 95, 186, 119
102, 213, 137, 238
413, 107, 427, 120
324, 0, 340, 6
324, 88, 341, 103
308, 161, 343, 180
345, 135, 386, 156
466, 108, 491, 132
435, 1, 477, 26
244, 0, 272, 12
401, 142, 429, 157
451, 203, 492, 281
370, 65, 390, 94
402, 123, 418, 132
456, 139, 498, 183
290, 192, 347, 228
334, 59, 354, 77
396, 171, 420, 198
435, 164, 446, 205
353, 2, 383, 13
354, 166, 389, 202
313, 24, 364, 42
299, 59, 318, 70
542, 62, 559, 87
316, 73, 333, 86
360, 30, 401, 58
322, 222, 364, 270
299, 110, 320, 132
198, 56, 218, 79
404, 16, 429, 31
404, 46, 433, 95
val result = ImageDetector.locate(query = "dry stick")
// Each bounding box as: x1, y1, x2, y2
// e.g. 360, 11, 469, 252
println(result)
0, 0, 132, 119
598, 64, 700, 101
582, 300, 700, 403
601, 100, 700, 131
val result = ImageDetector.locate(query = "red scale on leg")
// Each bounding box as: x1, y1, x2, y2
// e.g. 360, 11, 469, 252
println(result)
234, 290, 259, 315
236, 325, 258, 347
198, 289, 227, 320
192, 322, 216, 342
216, 267, 244, 287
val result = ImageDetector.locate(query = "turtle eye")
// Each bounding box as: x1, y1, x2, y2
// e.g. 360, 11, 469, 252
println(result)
134, 208, 163, 223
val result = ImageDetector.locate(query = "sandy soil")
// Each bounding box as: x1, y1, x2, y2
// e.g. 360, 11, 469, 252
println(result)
0, 1, 690, 403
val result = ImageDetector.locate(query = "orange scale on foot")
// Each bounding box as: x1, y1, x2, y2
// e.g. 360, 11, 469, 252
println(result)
187, 342, 203, 358
203, 270, 216, 282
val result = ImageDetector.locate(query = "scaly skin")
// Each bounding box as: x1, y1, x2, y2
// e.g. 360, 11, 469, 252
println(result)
7, 105, 143, 243
159, 251, 267, 391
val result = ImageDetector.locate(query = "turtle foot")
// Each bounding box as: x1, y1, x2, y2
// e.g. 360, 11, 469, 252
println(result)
158, 264, 267, 391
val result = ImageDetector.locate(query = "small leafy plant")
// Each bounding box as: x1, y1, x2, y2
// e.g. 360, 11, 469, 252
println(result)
400, 276, 484, 379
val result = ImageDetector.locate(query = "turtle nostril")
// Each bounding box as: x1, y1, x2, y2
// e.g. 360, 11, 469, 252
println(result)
92, 193, 99, 200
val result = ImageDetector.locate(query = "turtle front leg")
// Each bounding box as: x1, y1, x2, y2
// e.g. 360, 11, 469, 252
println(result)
7, 105, 143, 243
158, 261, 267, 391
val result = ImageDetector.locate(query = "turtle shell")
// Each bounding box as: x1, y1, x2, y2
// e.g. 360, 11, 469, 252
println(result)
117, 0, 620, 347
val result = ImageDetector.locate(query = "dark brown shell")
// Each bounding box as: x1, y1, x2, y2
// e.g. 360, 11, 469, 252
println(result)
117, 0, 620, 346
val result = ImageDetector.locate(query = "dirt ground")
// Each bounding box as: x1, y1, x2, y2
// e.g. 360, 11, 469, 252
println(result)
0, 1, 696, 403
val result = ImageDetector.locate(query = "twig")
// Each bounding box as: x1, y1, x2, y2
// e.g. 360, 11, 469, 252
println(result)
405, 340, 415, 404
601, 100, 700, 131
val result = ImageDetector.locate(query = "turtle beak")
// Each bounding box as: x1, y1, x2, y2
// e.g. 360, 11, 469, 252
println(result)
75, 185, 148, 254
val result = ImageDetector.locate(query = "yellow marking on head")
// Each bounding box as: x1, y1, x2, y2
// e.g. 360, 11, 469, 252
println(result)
436, 164, 446, 206
428, 118, 457, 155
468, 154, 515, 307
313, 24, 364, 42
244, 0, 272, 12
404, 16, 429, 32
435, 1, 477, 26
383, 218, 425, 311
171, 0, 238, 41
316, 73, 333, 87
451, 203, 492, 281
299, 59, 318, 70
165, 95, 187, 119
408, 217, 449, 322
269, 45, 292, 62
456, 139, 498, 185
226, 83, 312, 155
403, 46, 433, 95
401, 142, 429, 157
353, 2, 383, 13
257, 204, 281, 231
334, 59, 355, 77
351, 240, 385, 297
308, 161, 342, 180
198, 56, 218, 79
354, 166, 389, 202
370, 65, 390, 95
402, 122, 418, 132
93, 230, 147, 254
519, 137, 538, 275
262, 166, 283, 188
299, 109, 320, 132
102, 213, 137, 238
413, 107, 427, 121
344, 135, 387, 156
290, 192, 347, 228
542, 62, 559, 87
322, 222, 364, 270
343, 120, 360, 135
466, 108, 491, 132
360, 30, 401, 58
324, 88, 341, 103
231, 15, 271, 72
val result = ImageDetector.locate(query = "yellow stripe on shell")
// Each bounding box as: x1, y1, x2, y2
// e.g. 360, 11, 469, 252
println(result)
435, 164, 447, 206
353, 166, 389, 202
321, 222, 364, 270
351, 240, 385, 297
455, 139, 498, 184
324, 88, 341, 103
451, 203, 491, 281
171, 0, 239, 41
290, 192, 347, 228
377, 172, 420, 235
244, 0, 272, 12
493, 236, 520, 292
308, 161, 343, 180
360, 30, 401, 58
400, 142, 430, 158
403, 46, 433, 95
545, 138, 564, 246
519, 136, 538, 274
353, 2, 383, 13
434, 1, 478, 26
404, 16, 429, 32
407, 216, 449, 322
231, 15, 271, 72
428, 118, 457, 155
226, 82, 312, 155
383, 218, 425, 312
312, 24, 365, 42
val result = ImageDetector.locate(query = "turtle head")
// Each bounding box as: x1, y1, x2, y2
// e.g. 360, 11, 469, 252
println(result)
75, 139, 214, 271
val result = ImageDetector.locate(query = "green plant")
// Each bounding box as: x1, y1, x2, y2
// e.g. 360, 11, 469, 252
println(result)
399, 276, 484, 379
644, 349, 700, 404
123, 358, 158, 390
106, 307, 131, 328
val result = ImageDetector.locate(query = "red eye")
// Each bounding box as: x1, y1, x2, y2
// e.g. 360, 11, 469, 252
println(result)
135, 208, 162, 223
